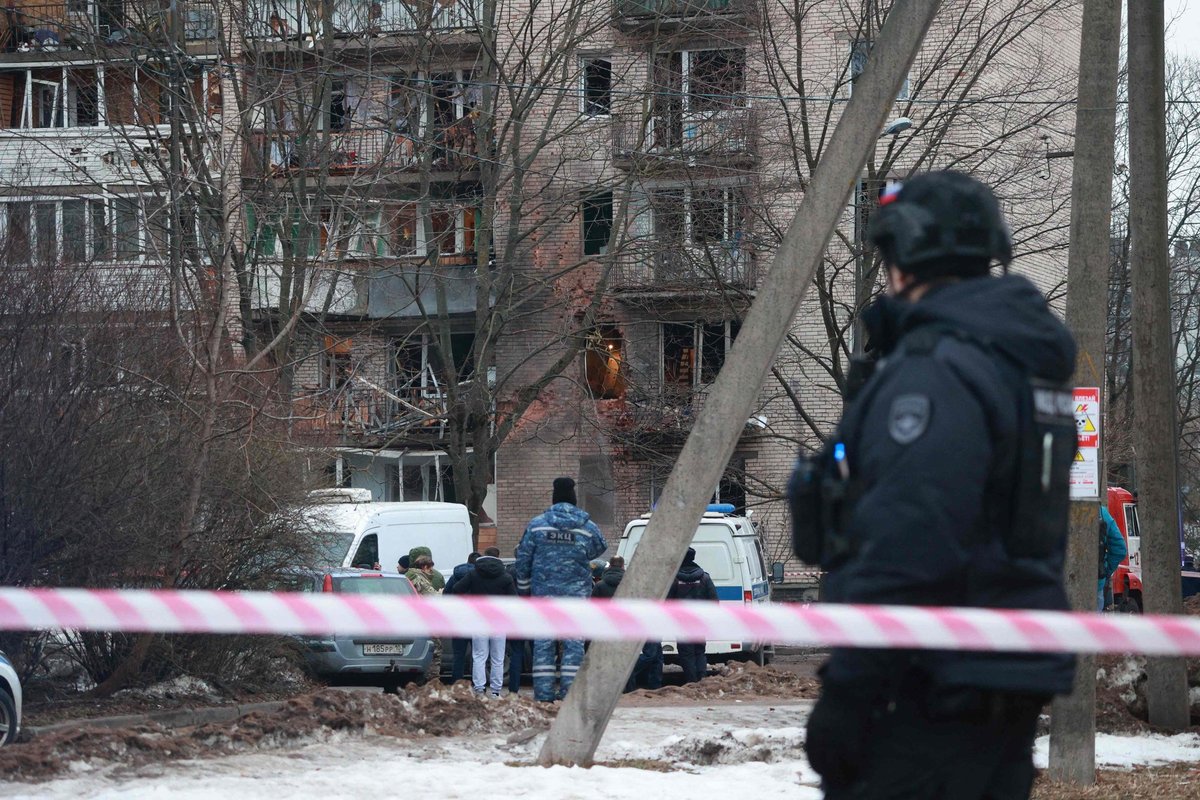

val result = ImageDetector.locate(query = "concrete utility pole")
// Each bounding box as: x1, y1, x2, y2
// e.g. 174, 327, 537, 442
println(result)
1127, 0, 1190, 730
1048, 0, 1122, 785
537, 0, 944, 767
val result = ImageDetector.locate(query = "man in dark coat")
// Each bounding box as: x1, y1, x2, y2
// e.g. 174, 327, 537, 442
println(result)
449, 547, 516, 696
591, 557, 663, 691
795, 171, 1077, 799
444, 552, 480, 682
591, 556, 624, 599
667, 548, 718, 684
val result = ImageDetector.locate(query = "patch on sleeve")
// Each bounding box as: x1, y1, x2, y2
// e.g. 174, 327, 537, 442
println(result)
888, 394, 931, 444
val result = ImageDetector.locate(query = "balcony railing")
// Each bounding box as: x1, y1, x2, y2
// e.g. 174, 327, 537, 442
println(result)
612, 242, 755, 290
1, 1, 217, 52
293, 375, 483, 439
244, 121, 478, 176
612, 109, 757, 163
613, 0, 752, 28
247, 0, 480, 39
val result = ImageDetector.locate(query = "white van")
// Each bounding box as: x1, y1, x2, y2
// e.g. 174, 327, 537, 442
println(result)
303, 489, 474, 574
616, 504, 774, 664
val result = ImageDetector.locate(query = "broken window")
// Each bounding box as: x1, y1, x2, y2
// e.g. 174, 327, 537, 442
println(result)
688, 49, 745, 112
394, 332, 478, 398
390, 203, 419, 255
585, 324, 624, 399
581, 57, 612, 117
582, 191, 613, 256
653, 49, 745, 148
652, 190, 687, 244
662, 320, 740, 388
427, 331, 476, 387
662, 322, 695, 389
320, 337, 354, 391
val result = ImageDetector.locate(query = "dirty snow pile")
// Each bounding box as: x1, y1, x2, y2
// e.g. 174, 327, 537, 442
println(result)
5, 701, 1200, 800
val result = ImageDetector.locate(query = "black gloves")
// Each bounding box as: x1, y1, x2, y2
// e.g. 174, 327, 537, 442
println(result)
804, 680, 877, 789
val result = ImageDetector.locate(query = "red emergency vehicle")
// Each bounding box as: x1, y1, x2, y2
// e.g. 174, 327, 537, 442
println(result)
1107, 486, 1143, 613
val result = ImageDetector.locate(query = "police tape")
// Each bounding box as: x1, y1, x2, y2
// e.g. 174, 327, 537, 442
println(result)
2, 587, 1200, 656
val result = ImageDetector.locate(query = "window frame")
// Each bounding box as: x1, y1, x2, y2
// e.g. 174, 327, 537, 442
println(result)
580, 56, 612, 117
649, 185, 744, 247
660, 319, 740, 390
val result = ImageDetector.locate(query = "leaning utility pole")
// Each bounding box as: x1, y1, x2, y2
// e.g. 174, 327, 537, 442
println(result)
1048, 0, 1122, 785
1128, 0, 1190, 730
537, 0, 944, 767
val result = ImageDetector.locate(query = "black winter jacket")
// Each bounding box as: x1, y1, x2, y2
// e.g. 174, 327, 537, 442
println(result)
668, 563, 719, 601
592, 567, 624, 599
820, 274, 1077, 696
450, 556, 517, 596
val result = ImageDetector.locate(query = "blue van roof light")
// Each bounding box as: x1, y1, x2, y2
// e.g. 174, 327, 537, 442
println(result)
707, 503, 736, 514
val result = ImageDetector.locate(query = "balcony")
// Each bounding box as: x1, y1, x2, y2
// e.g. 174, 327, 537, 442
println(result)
612, 0, 753, 32
612, 109, 757, 168
0, 1, 217, 53
293, 376, 481, 443
612, 242, 755, 292
243, 120, 478, 178
0, 125, 179, 187
246, 0, 480, 40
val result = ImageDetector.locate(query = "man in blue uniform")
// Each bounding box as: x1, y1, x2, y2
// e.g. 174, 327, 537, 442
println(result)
515, 477, 607, 702
792, 171, 1077, 799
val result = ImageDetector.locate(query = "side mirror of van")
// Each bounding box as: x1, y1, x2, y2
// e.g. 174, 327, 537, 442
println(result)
770, 561, 785, 584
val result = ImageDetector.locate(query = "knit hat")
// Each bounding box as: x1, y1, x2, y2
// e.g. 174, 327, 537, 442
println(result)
552, 476, 577, 505
683, 547, 697, 565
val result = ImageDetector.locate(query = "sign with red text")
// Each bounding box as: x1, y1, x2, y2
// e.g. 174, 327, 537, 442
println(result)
1070, 387, 1100, 499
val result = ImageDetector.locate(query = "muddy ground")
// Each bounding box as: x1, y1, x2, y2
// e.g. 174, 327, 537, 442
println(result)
0, 681, 556, 782
1033, 764, 1200, 799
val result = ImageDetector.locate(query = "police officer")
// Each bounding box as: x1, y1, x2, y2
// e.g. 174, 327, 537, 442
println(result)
515, 476, 608, 702
792, 171, 1077, 799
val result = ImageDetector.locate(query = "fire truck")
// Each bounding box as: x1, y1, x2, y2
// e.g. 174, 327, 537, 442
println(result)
1107, 486, 1200, 612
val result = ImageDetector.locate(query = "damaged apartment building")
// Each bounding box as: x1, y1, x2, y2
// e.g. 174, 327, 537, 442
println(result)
0, 0, 1081, 562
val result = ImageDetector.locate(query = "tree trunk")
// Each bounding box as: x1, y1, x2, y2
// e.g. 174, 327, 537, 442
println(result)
1048, 0, 1122, 784
1128, 0, 1190, 731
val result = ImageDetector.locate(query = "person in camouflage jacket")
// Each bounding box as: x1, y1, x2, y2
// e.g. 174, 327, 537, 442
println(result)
515, 477, 608, 702
408, 554, 442, 680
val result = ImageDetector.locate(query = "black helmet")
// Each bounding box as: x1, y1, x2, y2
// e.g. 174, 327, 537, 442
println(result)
867, 170, 1013, 278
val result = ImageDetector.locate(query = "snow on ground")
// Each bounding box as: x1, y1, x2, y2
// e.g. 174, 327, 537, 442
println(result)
3, 700, 1200, 799
1034, 731, 1200, 769
0, 703, 823, 800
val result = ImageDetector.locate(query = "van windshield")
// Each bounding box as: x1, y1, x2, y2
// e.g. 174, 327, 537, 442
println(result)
334, 576, 415, 595
314, 532, 356, 567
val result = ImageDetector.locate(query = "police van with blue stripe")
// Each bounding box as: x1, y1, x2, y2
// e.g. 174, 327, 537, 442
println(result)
616, 504, 775, 665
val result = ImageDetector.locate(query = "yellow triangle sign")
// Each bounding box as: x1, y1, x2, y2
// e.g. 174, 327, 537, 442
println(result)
1080, 416, 1097, 433
1075, 449, 1085, 462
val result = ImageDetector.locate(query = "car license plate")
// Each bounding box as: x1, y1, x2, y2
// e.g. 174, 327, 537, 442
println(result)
362, 644, 404, 655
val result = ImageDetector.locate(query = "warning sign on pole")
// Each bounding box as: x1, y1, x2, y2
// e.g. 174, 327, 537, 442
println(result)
1070, 387, 1101, 499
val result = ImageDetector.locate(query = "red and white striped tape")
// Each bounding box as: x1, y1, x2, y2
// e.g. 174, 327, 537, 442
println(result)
3, 587, 1200, 655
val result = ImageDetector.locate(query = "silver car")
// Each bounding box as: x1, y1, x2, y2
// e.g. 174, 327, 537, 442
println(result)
283, 568, 435, 687
0, 650, 22, 746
